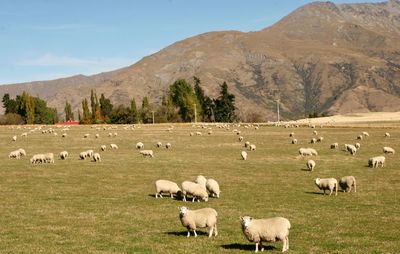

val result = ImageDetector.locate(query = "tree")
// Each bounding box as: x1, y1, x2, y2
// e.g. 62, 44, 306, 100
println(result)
2, 94, 18, 114
33, 97, 58, 124
90, 89, 102, 123
155, 95, 180, 123
140, 97, 153, 123
109, 105, 131, 124
129, 98, 139, 123
80, 98, 91, 124
193, 76, 214, 122
169, 79, 199, 122
214, 82, 236, 122
19, 92, 35, 124
99, 93, 113, 122
64, 101, 74, 121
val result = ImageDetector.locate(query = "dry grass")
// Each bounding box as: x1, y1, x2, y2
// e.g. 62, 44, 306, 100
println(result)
0, 123, 399, 253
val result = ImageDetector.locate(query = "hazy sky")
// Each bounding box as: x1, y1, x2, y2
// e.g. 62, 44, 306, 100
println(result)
0, 0, 381, 85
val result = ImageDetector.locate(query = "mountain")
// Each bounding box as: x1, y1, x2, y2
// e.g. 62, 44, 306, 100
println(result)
1, 0, 399, 121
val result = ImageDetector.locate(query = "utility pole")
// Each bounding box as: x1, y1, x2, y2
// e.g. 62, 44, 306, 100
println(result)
276, 99, 280, 122
194, 103, 197, 123
151, 111, 155, 124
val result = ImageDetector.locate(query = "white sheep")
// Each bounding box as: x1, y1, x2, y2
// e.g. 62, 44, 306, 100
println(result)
44, 153, 54, 163
195, 175, 207, 189
79, 151, 88, 160
108, 132, 113, 137
310, 138, 317, 144
62, 133, 67, 138
100, 145, 107, 151
114, 132, 118, 137
83, 134, 90, 138
59, 151, 68, 160
368, 156, 385, 168
12, 135, 17, 142
383, 146, 395, 154
156, 142, 162, 148
206, 179, 220, 198
110, 144, 118, 149
139, 150, 154, 158
354, 143, 361, 149
178, 206, 218, 238
299, 148, 318, 156
249, 144, 256, 151
339, 176, 356, 193
181, 181, 208, 202
317, 137, 324, 142
240, 216, 291, 252
289, 132, 294, 137
18, 148, 26, 157
356, 135, 363, 140
155, 180, 181, 198
165, 143, 172, 149
195, 131, 202, 136
244, 141, 250, 148
385, 132, 390, 138
306, 160, 316, 171
95, 134, 100, 138
136, 142, 144, 149
314, 178, 338, 196
345, 144, 357, 155
313, 130, 318, 135
92, 153, 101, 162
291, 139, 297, 144
30, 154, 45, 164
362, 131, 369, 137
330, 143, 338, 149
239, 136, 244, 142
241, 151, 248, 160
21, 132, 28, 137
8, 150, 21, 159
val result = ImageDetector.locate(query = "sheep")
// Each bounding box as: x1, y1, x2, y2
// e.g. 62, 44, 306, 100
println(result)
92, 153, 101, 162
59, 151, 68, 160
354, 143, 361, 149
114, 132, 118, 137
165, 143, 172, 149
95, 134, 100, 138
240, 216, 291, 253
100, 145, 107, 151
155, 180, 181, 199
362, 131, 369, 137
385, 132, 390, 138
86, 150, 94, 158
108, 133, 113, 137
383, 146, 395, 154
330, 143, 338, 149
178, 206, 218, 238
241, 151, 248, 160
62, 133, 67, 138
110, 144, 118, 149
8, 150, 21, 159
44, 153, 54, 163
339, 176, 356, 193
139, 150, 154, 158
208, 130, 213, 135
181, 181, 208, 202
306, 160, 316, 171
12, 135, 17, 141
195, 131, 202, 136
356, 135, 363, 140
313, 130, 318, 135
310, 138, 317, 144
206, 179, 220, 198
317, 137, 324, 142
136, 142, 144, 149
79, 151, 88, 160
299, 148, 318, 156
291, 139, 297, 144
345, 144, 357, 155
289, 132, 294, 137
249, 144, 256, 151
195, 175, 207, 189
314, 178, 338, 196
156, 142, 162, 148
21, 132, 28, 137
189, 132, 194, 136
368, 156, 385, 168
83, 134, 90, 138
238, 136, 244, 142
18, 148, 26, 157
244, 141, 250, 148
30, 154, 45, 164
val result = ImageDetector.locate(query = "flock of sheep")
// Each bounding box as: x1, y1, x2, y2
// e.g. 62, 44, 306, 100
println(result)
5, 123, 397, 253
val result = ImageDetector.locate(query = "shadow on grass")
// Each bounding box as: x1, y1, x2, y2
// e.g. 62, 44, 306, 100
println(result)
166, 231, 208, 237
147, 194, 183, 201
221, 243, 276, 251
300, 168, 312, 172
304, 191, 325, 195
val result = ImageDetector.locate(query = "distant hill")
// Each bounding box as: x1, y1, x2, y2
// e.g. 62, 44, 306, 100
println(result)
1, 0, 399, 121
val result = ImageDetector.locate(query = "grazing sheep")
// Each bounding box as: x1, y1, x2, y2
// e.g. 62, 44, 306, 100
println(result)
306, 160, 316, 171
195, 131, 202, 136
79, 151, 89, 160
206, 179, 220, 198
18, 148, 26, 157
100, 145, 107, 151
30, 154, 46, 164
289, 132, 294, 137
181, 181, 208, 202
208, 130, 213, 135
92, 153, 101, 162
362, 131, 369, 137
8, 150, 21, 159
317, 137, 324, 142
110, 144, 118, 149
156, 142, 162, 148
356, 135, 363, 140
314, 178, 338, 196
310, 138, 317, 144
12, 135, 17, 141
299, 148, 318, 156
195, 175, 207, 189
313, 130, 318, 135
59, 151, 68, 160
108, 133, 113, 137
95, 134, 100, 138
339, 176, 356, 193
44, 153, 54, 163
178, 206, 218, 238
114, 132, 118, 137
240, 216, 291, 253
84, 134, 90, 138
330, 143, 338, 149
241, 151, 248, 160
189, 132, 194, 136
249, 144, 256, 151
385, 132, 390, 138
368, 156, 385, 168
21, 132, 28, 137
136, 142, 144, 149
238, 136, 244, 142
139, 150, 154, 158
62, 133, 67, 138
291, 139, 297, 144
383, 146, 395, 154
354, 143, 361, 149
165, 143, 172, 149
155, 180, 181, 199
345, 144, 357, 155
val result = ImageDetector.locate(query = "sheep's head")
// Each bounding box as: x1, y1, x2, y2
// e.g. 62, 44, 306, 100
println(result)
179, 206, 188, 216
315, 178, 321, 185
240, 216, 252, 228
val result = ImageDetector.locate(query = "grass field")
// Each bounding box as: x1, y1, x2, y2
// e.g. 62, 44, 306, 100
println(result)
0, 124, 399, 254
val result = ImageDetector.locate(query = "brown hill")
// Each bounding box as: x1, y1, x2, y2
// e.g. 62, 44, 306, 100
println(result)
1, 0, 399, 121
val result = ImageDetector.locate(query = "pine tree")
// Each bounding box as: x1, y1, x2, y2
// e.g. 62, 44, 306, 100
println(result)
141, 97, 152, 123
169, 79, 199, 122
193, 76, 214, 122
130, 98, 138, 123
81, 98, 91, 124
99, 93, 113, 122
214, 82, 236, 122
64, 101, 74, 121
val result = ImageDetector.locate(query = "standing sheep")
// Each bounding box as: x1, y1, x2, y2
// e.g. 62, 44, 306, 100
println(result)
383, 147, 395, 154
299, 148, 318, 156
100, 145, 107, 151
155, 180, 181, 199
291, 139, 297, 144
110, 144, 118, 149
240, 216, 291, 252
238, 136, 244, 142
136, 142, 144, 149
330, 143, 338, 149
195, 175, 207, 189
317, 137, 324, 142
339, 176, 356, 193
244, 141, 250, 148
181, 181, 208, 202
241, 151, 248, 160
314, 178, 338, 196
345, 144, 357, 155
165, 143, 172, 149
362, 131, 369, 137
59, 151, 68, 160
206, 179, 220, 198
139, 150, 154, 158
178, 206, 218, 238
12, 135, 17, 142
356, 135, 363, 140
156, 142, 162, 148
289, 132, 294, 137
306, 160, 316, 171
385, 132, 390, 138
354, 143, 361, 149
18, 148, 26, 157
310, 138, 317, 144
92, 153, 101, 162
249, 144, 256, 151
368, 156, 385, 168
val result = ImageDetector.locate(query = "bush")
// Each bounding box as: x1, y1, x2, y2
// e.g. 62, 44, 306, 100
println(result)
0, 113, 25, 125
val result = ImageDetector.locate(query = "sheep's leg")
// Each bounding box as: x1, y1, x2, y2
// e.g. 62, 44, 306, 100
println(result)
260, 241, 264, 251
186, 231, 190, 238
255, 242, 259, 252
329, 189, 332, 196
214, 224, 218, 236
354, 182, 356, 193
183, 195, 186, 202
170, 193, 173, 198
192, 196, 195, 202
285, 236, 289, 252
208, 226, 213, 237
193, 230, 197, 237
155, 193, 158, 198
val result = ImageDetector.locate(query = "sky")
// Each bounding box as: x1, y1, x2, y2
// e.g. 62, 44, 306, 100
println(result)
0, 0, 381, 85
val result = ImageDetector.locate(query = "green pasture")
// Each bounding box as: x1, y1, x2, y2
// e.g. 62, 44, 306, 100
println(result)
0, 124, 399, 253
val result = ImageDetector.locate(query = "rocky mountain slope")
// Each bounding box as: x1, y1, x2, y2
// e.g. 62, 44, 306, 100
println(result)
1, 0, 399, 121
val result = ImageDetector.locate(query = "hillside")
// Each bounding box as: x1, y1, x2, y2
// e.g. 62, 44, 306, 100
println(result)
0, 0, 399, 121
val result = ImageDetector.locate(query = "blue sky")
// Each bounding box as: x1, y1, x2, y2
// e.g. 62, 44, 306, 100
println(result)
0, 0, 380, 85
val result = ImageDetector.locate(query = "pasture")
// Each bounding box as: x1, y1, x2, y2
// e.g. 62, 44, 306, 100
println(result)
0, 123, 399, 253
